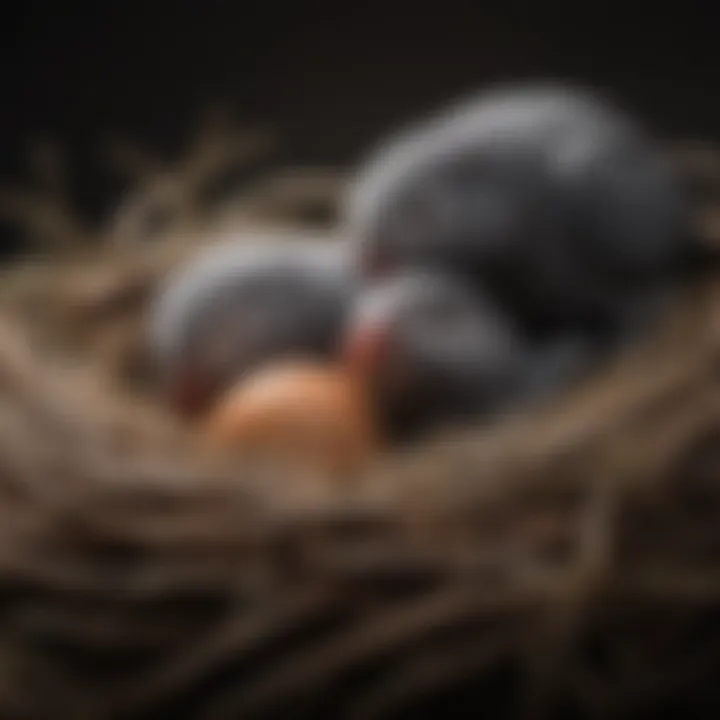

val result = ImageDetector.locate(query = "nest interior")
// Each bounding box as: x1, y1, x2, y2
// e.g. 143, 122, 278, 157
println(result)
0, 147, 719, 719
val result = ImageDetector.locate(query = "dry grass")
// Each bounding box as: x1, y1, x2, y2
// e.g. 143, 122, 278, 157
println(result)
0, 128, 718, 718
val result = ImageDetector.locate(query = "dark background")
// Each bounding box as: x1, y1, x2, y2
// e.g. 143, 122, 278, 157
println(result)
1, 2, 718, 233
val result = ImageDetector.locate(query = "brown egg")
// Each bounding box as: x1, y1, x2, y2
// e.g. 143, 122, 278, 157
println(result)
201, 360, 379, 479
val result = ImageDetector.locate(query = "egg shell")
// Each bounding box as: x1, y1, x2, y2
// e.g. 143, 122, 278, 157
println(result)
201, 360, 379, 479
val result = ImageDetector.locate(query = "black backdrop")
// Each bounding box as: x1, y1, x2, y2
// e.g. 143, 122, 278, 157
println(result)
1, 2, 718, 243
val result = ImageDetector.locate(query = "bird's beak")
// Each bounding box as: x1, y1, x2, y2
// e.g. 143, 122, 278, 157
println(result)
167, 367, 213, 419
341, 322, 391, 386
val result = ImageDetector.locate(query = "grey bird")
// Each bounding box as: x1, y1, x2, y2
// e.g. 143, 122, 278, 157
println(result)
345, 81, 691, 341
148, 233, 354, 417
341, 268, 599, 441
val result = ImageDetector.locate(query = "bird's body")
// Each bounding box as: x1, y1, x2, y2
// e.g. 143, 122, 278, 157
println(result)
342, 269, 607, 441
343, 270, 525, 439
148, 234, 354, 417
346, 82, 690, 338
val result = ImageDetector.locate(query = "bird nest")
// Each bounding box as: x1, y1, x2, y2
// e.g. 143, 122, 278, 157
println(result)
0, 143, 719, 719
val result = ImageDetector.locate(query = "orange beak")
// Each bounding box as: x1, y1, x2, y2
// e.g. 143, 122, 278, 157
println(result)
341, 322, 391, 385
168, 367, 214, 419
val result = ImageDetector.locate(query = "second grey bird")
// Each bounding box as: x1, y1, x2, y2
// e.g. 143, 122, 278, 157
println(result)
346, 82, 691, 339
342, 268, 600, 441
